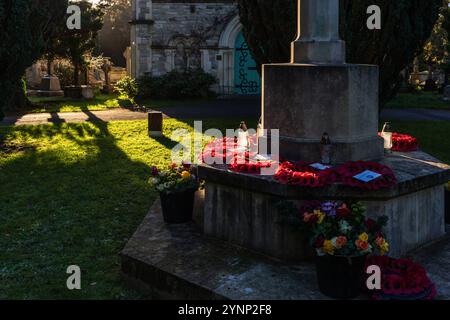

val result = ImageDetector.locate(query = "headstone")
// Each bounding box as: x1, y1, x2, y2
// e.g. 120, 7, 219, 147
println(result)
443, 85, 450, 101
37, 75, 64, 97
81, 85, 95, 99
260, 0, 384, 163
148, 111, 163, 137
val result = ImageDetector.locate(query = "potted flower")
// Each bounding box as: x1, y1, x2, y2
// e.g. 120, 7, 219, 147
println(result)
149, 163, 200, 224
299, 201, 389, 299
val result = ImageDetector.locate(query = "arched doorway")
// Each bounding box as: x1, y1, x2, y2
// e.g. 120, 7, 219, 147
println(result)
218, 15, 261, 95
234, 31, 261, 95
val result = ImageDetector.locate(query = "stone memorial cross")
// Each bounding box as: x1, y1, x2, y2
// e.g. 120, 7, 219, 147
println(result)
292, 0, 345, 64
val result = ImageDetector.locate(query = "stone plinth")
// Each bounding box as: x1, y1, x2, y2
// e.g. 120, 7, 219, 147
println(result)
262, 63, 384, 163
199, 151, 450, 260
37, 76, 64, 97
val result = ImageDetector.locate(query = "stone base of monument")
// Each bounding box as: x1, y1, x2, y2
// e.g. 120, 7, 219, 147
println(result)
120, 189, 450, 300
262, 63, 384, 163
121, 199, 334, 300
199, 151, 450, 260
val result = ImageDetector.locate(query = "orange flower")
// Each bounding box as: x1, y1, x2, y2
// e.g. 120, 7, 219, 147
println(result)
355, 239, 369, 251
335, 236, 348, 248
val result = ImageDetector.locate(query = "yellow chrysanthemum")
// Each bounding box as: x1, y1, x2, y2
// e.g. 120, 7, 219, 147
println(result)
380, 242, 389, 255
323, 240, 335, 255
359, 232, 369, 242
313, 210, 325, 224
181, 171, 191, 179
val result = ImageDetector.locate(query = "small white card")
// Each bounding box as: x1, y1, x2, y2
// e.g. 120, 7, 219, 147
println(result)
310, 163, 332, 171
353, 170, 382, 182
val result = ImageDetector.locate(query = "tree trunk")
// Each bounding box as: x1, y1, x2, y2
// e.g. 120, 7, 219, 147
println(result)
74, 63, 80, 86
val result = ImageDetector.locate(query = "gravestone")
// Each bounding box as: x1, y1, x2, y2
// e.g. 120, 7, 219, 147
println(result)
443, 85, 450, 101
37, 61, 64, 97
148, 111, 163, 137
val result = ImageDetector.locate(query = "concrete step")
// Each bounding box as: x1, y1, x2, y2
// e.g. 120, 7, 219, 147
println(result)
120, 200, 331, 300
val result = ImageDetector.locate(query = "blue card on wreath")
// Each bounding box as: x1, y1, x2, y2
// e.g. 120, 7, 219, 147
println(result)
353, 170, 382, 183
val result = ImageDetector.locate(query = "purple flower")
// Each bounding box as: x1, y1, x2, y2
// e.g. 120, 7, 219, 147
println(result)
321, 201, 338, 217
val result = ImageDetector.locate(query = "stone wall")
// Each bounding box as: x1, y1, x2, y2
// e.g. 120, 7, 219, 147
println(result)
131, 0, 238, 91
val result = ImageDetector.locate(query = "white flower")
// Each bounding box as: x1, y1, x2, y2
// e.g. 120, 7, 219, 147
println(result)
151, 178, 160, 185
339, 220, 352, 234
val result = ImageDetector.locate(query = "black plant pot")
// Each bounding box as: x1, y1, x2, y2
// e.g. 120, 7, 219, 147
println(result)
315, 254, 368, 299
160, 190, 196, 224
445, 189, 450, 225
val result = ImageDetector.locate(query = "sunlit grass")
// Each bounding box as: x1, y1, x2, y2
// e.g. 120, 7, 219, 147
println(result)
28, 94, 127, 113
0, 118, 254, 299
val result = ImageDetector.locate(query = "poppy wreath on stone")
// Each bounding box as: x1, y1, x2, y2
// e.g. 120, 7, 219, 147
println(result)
228, 160, 275, 174
335, 161, 397, 190
200, 137, 259, 164
391, 133, 419, 152
365, 256, 436, 300
274, 161, 338, 188
378, 132, 419, 152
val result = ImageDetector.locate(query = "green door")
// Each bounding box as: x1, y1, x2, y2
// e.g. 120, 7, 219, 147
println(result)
234, 31, 261, 95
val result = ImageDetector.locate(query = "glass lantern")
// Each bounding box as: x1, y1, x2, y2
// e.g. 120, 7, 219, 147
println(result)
381, 122, 393, 153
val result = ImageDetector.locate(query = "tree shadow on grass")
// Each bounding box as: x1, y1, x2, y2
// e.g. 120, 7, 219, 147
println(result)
0, 115, 177, 299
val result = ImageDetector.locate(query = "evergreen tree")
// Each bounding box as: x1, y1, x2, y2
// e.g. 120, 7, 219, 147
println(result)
0, 0, 68, 119
238, 0, 442, 107
58, 0, 105, 86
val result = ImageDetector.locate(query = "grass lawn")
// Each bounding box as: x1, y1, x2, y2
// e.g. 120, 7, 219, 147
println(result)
389, 120, 450, 163
0, 118, 254, 299
28, 94, 128, 113
386, 92, 450, 110
0, 118, 448, 299
27, 94, 190, 114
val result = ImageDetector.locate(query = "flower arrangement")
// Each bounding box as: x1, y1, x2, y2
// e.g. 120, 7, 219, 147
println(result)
336, 161, 397, 190
297, 201, 389, 257
149, 163, 200, 194
365, 256, 436, 300
274, 162, 338, 187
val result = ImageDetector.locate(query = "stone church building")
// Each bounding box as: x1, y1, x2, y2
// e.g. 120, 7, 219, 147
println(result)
130, 0, 261, 95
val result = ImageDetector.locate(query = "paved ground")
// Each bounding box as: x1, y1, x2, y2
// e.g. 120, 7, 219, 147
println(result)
2, 98, 450, 126
122, 199, 450, 300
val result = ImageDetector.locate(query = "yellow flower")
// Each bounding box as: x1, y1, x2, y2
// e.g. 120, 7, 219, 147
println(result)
359, 232, 369, 242
323, 240, 335, 255
181, 171, 191, 180
314, 210, 325, 224
380, 241, 389, 256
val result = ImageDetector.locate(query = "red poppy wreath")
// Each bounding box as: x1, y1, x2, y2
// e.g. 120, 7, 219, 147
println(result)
336, 161, 397, 190
274, 162, 338, 188
365, 255, 436, 300
378, 132, 419, 152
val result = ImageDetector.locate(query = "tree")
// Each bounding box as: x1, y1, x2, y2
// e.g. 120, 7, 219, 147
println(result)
58, 0, 105, 86
0, 0, 68, 120
238, 0, 442, 107
97, 0, 131, 67
420, 1, 450, 85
